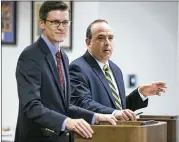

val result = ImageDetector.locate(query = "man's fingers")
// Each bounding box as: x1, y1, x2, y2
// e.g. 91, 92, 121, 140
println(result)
106, 116, 117, 125
121, 112, 129, 121
73, 126, 86, 138
124, 110, 136, 121
111, 115, 118, 122
155, 88, 166, 96
153, 81, 165, 85
66, 119, 93, 139
154, 82, 167, 88
108, 114, 118, 122
115, 110, 136, 121
75, 123, 92, 138
118, 116, 125, 121
115, 111, 130, 121
157, 88, 166, 93
127, 110, 136, 121
157, 82, 166, 86
81, 120, 94, 134
115, 114, 125, 121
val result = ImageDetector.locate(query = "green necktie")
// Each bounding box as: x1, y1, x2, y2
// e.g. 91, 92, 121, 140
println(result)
103, 64, 122, 110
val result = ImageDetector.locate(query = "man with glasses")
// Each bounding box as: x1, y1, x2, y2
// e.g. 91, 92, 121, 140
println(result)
69, 19, 167, 121
15, 2, 117, 142
44, 19, 71, 27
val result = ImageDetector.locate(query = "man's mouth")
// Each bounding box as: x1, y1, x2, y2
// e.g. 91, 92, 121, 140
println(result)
103, 49, 110, 52
56, 32, 65, 35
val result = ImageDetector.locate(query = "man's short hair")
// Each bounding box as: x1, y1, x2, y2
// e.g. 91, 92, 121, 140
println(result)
86, 19, 108, 39
39, 1, 69, 21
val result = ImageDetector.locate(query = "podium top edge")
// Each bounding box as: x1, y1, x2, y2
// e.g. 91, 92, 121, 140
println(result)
94, 121, 166, 127
99, 120, 161, 126
140, 115, 178, 119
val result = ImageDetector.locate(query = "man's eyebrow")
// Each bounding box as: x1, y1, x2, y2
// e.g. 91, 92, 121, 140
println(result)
97, 34, 114, 37
97, 34, 105, 37
49, 19, 69, 21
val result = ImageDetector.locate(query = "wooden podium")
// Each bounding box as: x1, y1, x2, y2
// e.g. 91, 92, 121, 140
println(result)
139, 115, 178, 142
75, 121, 167, 142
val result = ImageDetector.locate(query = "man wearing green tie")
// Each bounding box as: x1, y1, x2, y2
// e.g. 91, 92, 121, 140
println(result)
69, 19, 166, 121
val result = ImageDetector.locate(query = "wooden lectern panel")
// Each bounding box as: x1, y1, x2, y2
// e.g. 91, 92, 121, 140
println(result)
75, 121, 167, 142
139, 115, 178, 142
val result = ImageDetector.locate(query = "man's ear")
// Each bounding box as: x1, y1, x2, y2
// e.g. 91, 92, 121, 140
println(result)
86, 38, 91, 46
39, 19, 45, 30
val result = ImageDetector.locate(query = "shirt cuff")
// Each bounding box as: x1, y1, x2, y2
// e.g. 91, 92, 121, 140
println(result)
61, 117, 70, 131
91, 114, 96, 125
112, 110, 119, 115
138, 88, 148, 101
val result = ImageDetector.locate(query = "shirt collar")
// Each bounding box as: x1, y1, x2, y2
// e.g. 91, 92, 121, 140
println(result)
41, 34, 60, 56
88, 51, 110, 71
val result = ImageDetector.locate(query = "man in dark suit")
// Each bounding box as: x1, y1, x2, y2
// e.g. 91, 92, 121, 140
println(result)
15, 3, 117, 142
69, 19, 166, 121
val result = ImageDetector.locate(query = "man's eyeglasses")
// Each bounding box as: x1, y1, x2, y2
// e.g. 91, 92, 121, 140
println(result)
45, 20, 71, 27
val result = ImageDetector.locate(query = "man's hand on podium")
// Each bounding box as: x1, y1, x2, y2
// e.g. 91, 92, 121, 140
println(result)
65, 114, 117, 138
94, 113, 118, 125
66, 118, 94, 138
114, 109, 137, 121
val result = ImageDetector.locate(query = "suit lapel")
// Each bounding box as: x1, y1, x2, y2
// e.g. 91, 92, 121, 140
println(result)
84, 51, 117, 108
109, 62, 125, 108
46, 54, 64, 95
38, 38, 66, 106
93, 66, 119, 108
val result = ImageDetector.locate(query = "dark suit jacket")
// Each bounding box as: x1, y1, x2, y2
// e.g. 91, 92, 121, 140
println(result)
69, 51, 148, 114
15, 38, 94, 142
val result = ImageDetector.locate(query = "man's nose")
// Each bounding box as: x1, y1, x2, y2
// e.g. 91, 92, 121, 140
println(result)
105, 39, 109, 46
57, 23, 64, 29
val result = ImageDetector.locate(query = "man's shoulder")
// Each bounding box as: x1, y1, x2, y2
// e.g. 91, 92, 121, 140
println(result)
69, 55, 92, 74
109, 60, 122, 71
109, 60, 117, 66
70, 55, 86, 66
18, 39, 43, 61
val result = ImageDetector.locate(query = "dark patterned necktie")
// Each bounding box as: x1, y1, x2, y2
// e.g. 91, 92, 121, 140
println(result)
56, 51, 65, 90
103, 64, 122, 110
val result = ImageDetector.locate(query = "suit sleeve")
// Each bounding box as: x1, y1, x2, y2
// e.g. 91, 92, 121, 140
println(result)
69, 64, 115, 114
68, 104, 94, 124
16, 56, 67, 134
126, 88, 148, 111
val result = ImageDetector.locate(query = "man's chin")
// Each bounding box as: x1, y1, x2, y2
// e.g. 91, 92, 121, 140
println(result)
56, 38, 65, 43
